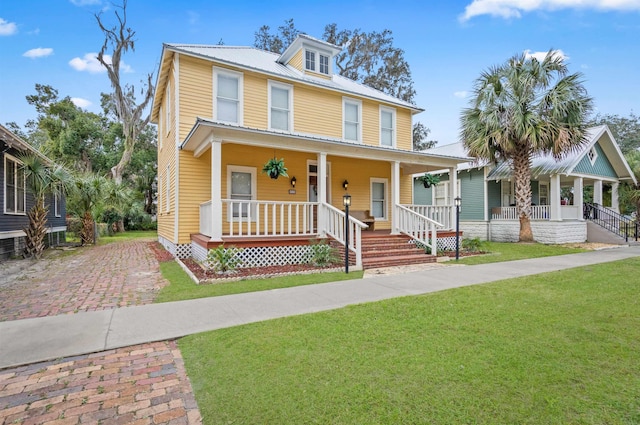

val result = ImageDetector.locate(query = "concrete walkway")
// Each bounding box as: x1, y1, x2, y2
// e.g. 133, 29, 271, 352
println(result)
1, 245, 639, 369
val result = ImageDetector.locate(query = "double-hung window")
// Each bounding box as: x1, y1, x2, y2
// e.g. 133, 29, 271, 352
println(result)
4, 154, 26, 215
214, 68, 243, 124
343, 98, 362, 143
319, 54, 329, 74
370, 178, 388, 220
268, 81, 293, 131
380, 107, 395, 147
228, 166, 256, 220
305, 51, 316, 72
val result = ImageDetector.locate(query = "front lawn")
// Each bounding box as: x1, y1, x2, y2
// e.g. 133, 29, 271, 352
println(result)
454, 241, 588, 265
155, 261, 363, 303
179, 257, 640, 424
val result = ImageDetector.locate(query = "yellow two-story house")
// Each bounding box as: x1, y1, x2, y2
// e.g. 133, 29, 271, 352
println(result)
151, 34, 466, 270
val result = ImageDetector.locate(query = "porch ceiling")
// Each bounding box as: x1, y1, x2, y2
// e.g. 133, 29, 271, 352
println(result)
181, 118, 468, 173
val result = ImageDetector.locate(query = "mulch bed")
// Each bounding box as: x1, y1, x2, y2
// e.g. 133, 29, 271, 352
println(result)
148, 242, 340, 283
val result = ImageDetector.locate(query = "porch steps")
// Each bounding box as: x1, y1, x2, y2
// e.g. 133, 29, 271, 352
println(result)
360, 233, 436, 269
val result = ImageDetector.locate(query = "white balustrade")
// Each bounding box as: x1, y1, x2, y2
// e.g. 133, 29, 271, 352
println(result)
403, 204, 453, 229
395, 204, 443, 255
491, 205, 550, 220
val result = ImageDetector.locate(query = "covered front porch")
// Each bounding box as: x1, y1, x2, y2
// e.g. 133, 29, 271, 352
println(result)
181, 119, 466, 269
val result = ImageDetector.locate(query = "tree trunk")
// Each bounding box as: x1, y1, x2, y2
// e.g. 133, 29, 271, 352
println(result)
513, 146, 534, 242
24, 199, 48, 259
80, 211, 95, 246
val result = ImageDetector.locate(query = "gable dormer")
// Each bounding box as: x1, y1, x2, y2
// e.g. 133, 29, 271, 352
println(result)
277, 34, 342, 79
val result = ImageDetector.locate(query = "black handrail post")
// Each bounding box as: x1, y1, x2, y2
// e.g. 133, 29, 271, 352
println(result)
343, 194, 351, 274
625, 221, 628, 242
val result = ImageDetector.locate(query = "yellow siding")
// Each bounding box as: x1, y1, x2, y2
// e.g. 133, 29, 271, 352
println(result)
178, 55, 213, 141
157, 63, 176, 242
289, 50, 303, 71
400, 173, 413, 205
244, 71, 268, 128
328, 155, 392, 230
294, 85, 342, 137
177, 148, 211, 244
362, 99, 378, 147
396, 109, 413, 151
305, 70, 332, 80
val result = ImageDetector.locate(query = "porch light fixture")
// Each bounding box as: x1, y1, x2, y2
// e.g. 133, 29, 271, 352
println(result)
454, 196, 461, 261
290, 176, 297, 188
343, 193, 352, 273
343, 179, 349, 190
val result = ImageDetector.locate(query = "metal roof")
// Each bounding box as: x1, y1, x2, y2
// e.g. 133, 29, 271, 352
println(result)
158, 42, 422, 112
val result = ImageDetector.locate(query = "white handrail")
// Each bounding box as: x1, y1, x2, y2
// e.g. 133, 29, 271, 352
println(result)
321, 202, 366, 269
395, 204, 443, 255
403, 204, 453, 229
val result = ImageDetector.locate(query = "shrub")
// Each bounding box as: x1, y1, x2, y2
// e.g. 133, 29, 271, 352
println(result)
206, 245, 244, 273
462, 237, 484, 252
308, 239, 340, 266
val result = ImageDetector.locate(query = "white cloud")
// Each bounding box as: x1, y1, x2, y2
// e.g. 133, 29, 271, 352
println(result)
23, 47, 54, 59
69, 52, 133, 73
524, 49, 568, 61
0, 18, 18, 36
71, 97, 92, 108
454, 91, 469, 98
460, 0, 640, 22
69, 0, 102, 6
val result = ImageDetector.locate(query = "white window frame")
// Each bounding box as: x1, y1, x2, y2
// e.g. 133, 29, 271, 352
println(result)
4, 153, 26, 215
213, 67, 244, 125
165, 165, 170, 213
267, 80, 293, 132
343, 97, 362, 143
227, 165, 257, 222
539, 182, 549, 205
305, 50, 316, 72
165, 81, 171, 136
54, 190, 61, 217
379, 106, 396, 148
370, 178, 388, 221
304, 48, 331, 75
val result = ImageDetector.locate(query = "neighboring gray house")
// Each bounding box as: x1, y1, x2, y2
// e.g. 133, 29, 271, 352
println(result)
413, 125, 637, 244
1, 124, 66, 259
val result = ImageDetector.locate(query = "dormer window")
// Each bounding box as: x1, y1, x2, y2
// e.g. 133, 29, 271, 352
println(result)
305, 51, 315, 72
304, 49, 330, 75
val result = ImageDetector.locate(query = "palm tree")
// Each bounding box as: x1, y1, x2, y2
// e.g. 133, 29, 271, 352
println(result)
71, 173, 108, 245
19, 153, 73, 259
461, 51, 593, 241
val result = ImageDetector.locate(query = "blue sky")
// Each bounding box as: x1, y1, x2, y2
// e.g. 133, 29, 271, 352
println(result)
1, 0, 639, 144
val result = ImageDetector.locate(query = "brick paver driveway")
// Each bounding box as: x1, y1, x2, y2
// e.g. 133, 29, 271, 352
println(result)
0, 239, 203, 424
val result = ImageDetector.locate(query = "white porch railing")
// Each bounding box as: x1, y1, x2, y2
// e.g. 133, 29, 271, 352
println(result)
395, 204, 443, 255
491, 205, 550, 220
221, 199, 317, 237
403, 204, 453, 229
561, 205, 580, 220
321, 203, 366, 269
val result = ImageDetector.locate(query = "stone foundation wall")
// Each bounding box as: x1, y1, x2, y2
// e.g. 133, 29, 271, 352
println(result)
461, 220, 587, 244
460, 222, 490, 240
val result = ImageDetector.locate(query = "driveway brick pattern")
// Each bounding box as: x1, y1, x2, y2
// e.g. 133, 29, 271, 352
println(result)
0, 340, 201, 425
0, 240, 168, 322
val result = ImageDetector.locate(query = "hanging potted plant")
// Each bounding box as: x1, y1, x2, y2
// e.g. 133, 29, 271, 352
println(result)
262, 157, 288, 179
417, 173, 440, 188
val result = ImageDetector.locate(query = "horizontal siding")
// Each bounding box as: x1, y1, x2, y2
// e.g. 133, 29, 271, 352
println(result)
244, 72, 268, 129
178, 55, 213, 141
413, 179, 432, 205
459, 168, 485, 220
361, 99, 377, 147
396, 109, 412, 151
294, 85, 342, 137
289, 49, 303, 71
400, 173, 412, 205
487, 179, 502, 210
177, 149, 211, 244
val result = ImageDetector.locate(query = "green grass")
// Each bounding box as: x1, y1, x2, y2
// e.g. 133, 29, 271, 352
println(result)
96, 230, 158, 245
155, 261, 363, 303
179, 257, 640, 424
454, 241, 588, 265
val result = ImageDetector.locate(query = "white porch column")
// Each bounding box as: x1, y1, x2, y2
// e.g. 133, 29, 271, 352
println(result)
549, 174, 562, 221
573, 177, 584, 220
449, 166, 458, 229
593, 179, 603, 206
317, 152, 327, 236
391, 161, 400, 234
611, 182, 620, 213
210, 138, 223, 241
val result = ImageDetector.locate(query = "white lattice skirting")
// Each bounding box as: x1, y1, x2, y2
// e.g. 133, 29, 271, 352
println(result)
159, 236, 192, 259
437, 235, 461, 251
193, 243, 316, 270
